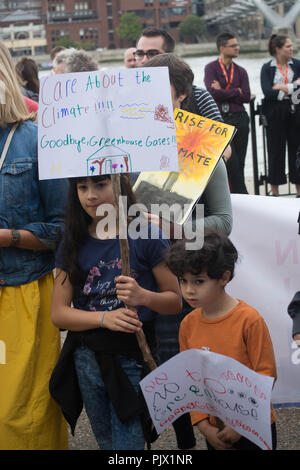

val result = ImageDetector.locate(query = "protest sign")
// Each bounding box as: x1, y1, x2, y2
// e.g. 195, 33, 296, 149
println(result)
38, 67, 178, 179
134, 109, 235, 224
140, 348, 274, 450
228, 194, 300, 406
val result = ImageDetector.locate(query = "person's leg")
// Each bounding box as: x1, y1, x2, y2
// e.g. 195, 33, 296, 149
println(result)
74, 346, 113, 450
286, 109, 300, 192
110, 356, 145, 450
172, 414, 196, 449
224, 112, 249, 194
265, 103, 288, 191
232, 111, 249, 193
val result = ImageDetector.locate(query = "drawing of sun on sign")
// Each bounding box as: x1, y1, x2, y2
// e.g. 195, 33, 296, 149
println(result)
86, 143, 132, 176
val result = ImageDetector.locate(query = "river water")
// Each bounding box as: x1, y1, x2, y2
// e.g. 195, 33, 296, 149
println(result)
40, 52, 292, 180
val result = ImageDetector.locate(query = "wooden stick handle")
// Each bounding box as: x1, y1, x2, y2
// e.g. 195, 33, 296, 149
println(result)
111, 175, 157, 371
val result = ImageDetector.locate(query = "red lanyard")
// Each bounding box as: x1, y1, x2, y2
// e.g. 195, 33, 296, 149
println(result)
276, 62, 288, 84
218, 58, 234, 89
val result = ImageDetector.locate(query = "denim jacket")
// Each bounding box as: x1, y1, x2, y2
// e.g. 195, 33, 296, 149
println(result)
0, 121, 69, 287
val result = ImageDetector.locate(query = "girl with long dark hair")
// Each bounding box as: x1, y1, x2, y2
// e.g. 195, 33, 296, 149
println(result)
49, 174, 182, 450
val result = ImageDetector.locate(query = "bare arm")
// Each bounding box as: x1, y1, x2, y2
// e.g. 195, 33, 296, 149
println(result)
0, 229, 48, 250
51, 268, 143, 332
116, 261, 182, 315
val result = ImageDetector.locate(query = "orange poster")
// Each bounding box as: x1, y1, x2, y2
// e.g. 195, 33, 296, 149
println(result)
133, 109, 236, 224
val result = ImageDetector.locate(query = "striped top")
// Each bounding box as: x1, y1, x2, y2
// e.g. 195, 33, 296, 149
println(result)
192, 85, 223, 122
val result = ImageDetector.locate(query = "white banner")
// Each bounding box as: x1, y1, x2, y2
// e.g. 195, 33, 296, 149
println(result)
228, 195, 300, 406
38, 67, 178, 179
140, 349, 274, 450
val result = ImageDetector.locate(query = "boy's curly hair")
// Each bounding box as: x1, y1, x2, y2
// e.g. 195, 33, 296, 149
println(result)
165, 232, 238, 281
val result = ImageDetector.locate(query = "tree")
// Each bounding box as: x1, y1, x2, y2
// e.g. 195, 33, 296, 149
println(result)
55, 37, 79, 49
179, 14, 206, 43
55, 37, 96, 51
115, 12, 143, 44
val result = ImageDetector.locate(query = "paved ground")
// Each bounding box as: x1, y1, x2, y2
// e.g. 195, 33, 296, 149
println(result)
68, 406, 300, 451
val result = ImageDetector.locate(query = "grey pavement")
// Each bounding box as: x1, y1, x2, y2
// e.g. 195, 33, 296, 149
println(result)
68, 406, 300, 451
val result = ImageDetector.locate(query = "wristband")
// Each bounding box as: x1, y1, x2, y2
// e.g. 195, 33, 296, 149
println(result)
10, 229, 20, 247
100, 311, 107, 328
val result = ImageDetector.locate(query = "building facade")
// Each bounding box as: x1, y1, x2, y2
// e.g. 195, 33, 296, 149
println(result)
0, 0, 198, 55
43, 0, 194, 52
0, 0, 46, 55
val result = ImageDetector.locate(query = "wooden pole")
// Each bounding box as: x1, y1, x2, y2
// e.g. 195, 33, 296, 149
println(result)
111, 174, 157, 371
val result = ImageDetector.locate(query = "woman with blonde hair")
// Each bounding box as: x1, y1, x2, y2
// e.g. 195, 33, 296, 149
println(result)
0, 42, 69, 449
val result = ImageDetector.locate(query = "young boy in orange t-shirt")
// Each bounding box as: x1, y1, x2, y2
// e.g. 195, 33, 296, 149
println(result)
166, 232, 277, 450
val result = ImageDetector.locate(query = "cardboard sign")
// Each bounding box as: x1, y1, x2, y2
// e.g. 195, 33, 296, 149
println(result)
133, 110, 235, 224
140, 349, 274, 450
38, 67, 178, 179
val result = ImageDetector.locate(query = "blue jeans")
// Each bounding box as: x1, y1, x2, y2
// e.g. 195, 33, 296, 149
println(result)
74, 346, 144, 450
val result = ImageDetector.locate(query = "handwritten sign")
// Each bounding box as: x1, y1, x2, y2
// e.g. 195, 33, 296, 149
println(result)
134, 110, 235, 224
175, 107, 235, 178
139, 349, 274, 450
38, 67, 178, 179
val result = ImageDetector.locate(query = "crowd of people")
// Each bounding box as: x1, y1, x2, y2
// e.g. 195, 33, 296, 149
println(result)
0, 27, 299, 451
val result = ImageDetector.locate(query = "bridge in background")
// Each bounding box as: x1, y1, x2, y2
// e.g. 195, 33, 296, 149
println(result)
205, 0, 300, 32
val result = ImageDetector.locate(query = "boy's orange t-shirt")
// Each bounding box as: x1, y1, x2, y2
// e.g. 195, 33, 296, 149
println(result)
179, 299, 277, 426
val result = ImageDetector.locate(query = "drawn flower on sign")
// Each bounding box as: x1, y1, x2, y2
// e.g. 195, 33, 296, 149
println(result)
154, 104, 173, 124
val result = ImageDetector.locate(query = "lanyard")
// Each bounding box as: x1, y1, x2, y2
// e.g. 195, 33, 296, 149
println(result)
276, 62, 289, 84
218, 58, 234, 89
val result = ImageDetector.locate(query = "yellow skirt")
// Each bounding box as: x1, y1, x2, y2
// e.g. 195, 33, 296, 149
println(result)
0, 272, 68, 450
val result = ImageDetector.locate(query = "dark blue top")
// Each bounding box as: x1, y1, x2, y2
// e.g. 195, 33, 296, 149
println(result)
56, 224, 170, 322
260, 57, 300, 101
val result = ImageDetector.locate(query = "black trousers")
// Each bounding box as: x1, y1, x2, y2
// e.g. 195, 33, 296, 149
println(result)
222, 110, 250, 194
264, 100, 300, 185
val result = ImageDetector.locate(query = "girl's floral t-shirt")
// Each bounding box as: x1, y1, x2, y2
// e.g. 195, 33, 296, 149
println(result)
56, 225, 170, 322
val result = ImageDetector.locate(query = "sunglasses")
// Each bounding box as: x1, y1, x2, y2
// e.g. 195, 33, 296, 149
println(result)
134, 49, 162, 60
225, 43, 240, 48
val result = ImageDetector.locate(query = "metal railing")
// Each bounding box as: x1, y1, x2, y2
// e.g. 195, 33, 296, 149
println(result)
248, 95, 296, 196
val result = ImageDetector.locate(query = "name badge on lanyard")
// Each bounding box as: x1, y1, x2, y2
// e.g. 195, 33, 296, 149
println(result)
276, 62, 288, 84
218, 58, 235, 89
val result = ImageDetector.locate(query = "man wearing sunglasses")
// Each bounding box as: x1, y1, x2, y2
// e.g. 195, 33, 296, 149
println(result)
204, 32, 251, 194
135, 27, 225, 126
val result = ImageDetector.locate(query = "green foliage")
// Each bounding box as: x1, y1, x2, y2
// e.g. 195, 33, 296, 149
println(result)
55, 37, 96, 51
179, 14, 206, 42
115, 12, 143, 43
55, 37, 79, 49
